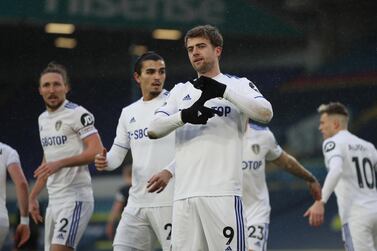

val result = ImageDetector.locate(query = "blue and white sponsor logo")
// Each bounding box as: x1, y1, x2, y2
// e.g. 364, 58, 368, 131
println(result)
41, 135, 68, 147
211, 106, 231, 117
128, 128, 148, 140
242, 160, 262, 170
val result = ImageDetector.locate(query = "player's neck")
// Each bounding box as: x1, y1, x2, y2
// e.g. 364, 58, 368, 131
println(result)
198, 66, 221, 78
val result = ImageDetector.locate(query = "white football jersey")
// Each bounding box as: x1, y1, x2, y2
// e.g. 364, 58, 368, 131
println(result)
38, 100, 97, 204
323, 130, 377, 223
113, 90, 175, 207
242, 123, 282, 224
156, 73, 265, 200
0, 142, 21, 227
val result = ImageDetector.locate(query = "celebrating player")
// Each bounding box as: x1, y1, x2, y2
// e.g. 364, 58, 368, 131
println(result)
148, 25, 273, 251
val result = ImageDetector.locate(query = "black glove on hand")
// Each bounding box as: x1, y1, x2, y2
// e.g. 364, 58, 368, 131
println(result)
181, 103, 220, 124
192, 76, 227, 105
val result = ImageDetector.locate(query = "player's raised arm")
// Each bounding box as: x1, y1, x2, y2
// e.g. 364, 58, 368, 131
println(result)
192, 76, 273, 124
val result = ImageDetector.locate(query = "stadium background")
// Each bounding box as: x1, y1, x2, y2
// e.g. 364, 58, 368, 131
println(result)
1, 0, 376, 250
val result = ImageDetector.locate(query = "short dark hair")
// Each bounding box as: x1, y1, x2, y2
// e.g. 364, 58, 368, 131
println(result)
134, 51, 164, 75
184, 25, 223, 48
318, 102, 349, 117
40, 62, 69, 86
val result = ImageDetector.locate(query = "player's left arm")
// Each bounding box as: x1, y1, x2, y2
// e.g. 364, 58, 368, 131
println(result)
8, 162, 31, 247
192, 76, 273, 123
272, 151, 321, 200
34, 133, 103, 178
304, 155, 343, 227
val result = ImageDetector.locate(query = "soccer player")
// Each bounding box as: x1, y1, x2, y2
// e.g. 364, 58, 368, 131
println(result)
105, 166, 132, 240
94, 52, 175, 251
147, 25, 273, 251
305, 102, 377, 251
0, 142, 30, 249
242, 122, 321, 251
29, 62, 103, 251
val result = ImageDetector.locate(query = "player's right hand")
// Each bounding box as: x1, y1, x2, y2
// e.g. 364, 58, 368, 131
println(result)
147, 170, 173, 193
14, 224, 30, 248
181, 103, 220, 125
304, 200, 325, 227
95, 148, 108, 171
29, 198, 43, 224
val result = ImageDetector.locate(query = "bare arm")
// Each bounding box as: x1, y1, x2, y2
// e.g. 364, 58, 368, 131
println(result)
106, 200, 125, 240
8, 163, 31, 247
7, 163, 29, 217
29, 175, 47, 224
34, 133, 103, 178
272, 151, 321, 200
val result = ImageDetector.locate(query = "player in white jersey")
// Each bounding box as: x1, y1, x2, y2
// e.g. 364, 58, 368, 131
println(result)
305, 102, 377, 251
94, 52, 175, 251
147, 25, 273, 251
29, 62, 103, 251
242, 122, 321, 251
0, 142, 30, 249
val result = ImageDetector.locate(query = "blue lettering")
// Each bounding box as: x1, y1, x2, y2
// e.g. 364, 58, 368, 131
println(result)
129, 128, 149, 140
211, 106, 231, 117
41, 135, 68, 147
242, 160, 262, 170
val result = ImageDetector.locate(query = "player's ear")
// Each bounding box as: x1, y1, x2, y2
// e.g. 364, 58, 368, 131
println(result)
133, 72, 141, 85
65, 83, 71, 94
214, 46, 222, 58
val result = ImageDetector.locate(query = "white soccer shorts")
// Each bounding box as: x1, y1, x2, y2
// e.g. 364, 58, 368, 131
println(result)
113, 206, 172, 251
171, 196, 247, 251
343, 211, 377, 251
44, 201, 94, 251
245, 222, 269, 251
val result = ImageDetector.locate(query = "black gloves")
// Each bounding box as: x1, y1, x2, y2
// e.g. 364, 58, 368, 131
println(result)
192, 76, 227, 105
181, 103, 219, 125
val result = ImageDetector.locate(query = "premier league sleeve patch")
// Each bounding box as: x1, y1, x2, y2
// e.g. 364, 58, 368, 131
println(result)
80, 113, 94, 127
324, 141, 336, 153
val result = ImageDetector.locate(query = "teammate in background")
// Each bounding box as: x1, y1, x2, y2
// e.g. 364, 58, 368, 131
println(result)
148, 25, 273, 251
242, 122, 321, 251
0, 143, 30, 249
305, 102, 377, 251
29, 62, 103, 251
105, 166, 132, 240
95, 52, 175, 251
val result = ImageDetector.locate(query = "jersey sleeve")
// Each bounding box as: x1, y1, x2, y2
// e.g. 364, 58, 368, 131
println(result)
154, 84, 180, 116
322, 138, 343, 169
265, 130, 283, 161
3, 145, 21, 167
72, 106, 98, 139
223, 78, 273, 123
148, 84, 185, 139
113, 109, 131, 150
